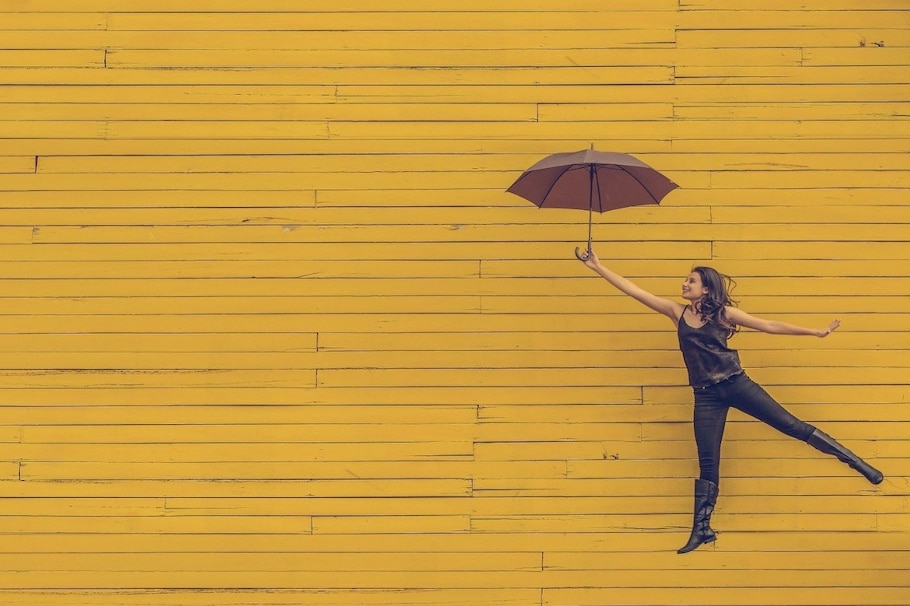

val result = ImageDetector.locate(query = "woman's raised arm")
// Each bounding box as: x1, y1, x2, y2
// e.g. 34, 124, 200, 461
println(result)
578, 249, 683, 322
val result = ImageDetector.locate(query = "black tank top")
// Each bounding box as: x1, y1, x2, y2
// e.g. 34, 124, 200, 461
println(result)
677, 306, 743, 388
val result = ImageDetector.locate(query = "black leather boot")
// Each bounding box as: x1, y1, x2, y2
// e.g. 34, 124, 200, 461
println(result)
677, 478, 718, 554
807, 428, 883, 485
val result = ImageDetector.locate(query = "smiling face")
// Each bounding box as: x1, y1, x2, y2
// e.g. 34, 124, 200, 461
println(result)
682, 272, 709, 302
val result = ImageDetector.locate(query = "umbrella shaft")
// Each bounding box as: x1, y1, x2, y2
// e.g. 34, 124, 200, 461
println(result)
587, 165, 594, 250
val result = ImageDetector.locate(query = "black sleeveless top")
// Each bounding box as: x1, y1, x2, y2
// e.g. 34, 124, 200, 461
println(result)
677, 306, 743, 388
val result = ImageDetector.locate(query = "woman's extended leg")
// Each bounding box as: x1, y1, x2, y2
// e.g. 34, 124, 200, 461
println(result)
727, 374, 883, 484
725, 374, 814, 441
806, 429, 883, 484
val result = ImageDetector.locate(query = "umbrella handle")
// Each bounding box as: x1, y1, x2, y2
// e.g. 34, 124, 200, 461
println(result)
574, 246, 591, 262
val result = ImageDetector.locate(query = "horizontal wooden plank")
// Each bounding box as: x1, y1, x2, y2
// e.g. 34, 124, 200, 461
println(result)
0, 0, 678, 10
2, 83, 908, 106
715, 241, 910, 260
103, 11, 680, 31
0, 514, 312, 535
711, 206, 910, 224
0, 588, 542, 606
545, 587, 910, 606
0, 544, 893, 578
104, 48, 797, 69
0, 13, 107, 29
673, 102, 910, 121
0, 66, 675, 86
0, 205, 704, 227
12, 102, 540, 122
0, 369, 316, 389
17, 466, 473, 493
0, 29, 678, 52
17, 152, 910, 174
677, 28, 910, 49
0, 49, 103, 67
21, 223, 910, 244
0, 333, 319, 353
0, 567, 905, 591
0, 260, 483, 279
0, 156, 35, 174
5, 138, 910, 162
678, 65, 910, 85
18, 423, 478, 444
677, 10, 905, 29
803, 47, 910, 67
0, 404, 477, 425
682, 0, 908, 9
0, 551, 542, 572
0, 385, 644, 407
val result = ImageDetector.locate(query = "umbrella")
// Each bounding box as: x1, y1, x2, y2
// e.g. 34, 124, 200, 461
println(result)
506, 148, 678, 259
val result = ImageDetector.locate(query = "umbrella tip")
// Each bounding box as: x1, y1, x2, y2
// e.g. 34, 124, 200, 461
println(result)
590, 143, 594, 150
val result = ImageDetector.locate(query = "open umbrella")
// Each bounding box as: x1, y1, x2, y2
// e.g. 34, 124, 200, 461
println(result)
507, 148, 678, 259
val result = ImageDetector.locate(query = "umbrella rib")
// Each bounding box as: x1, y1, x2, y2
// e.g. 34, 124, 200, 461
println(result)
537, 164, 580, 209
615, 165, 662, 204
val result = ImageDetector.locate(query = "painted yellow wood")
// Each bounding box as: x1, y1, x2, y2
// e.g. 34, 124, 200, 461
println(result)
9, 135, 910, 160
0, 156, 35, 173
677, 9, 906, 28
1, 1, 907, 604
101, 48, 807, 69
0, 66, 676, 86
103, 12, 681, 31
0, 49, 104, 67
5, 0, 678, 10
677, 28, 910, 49
12, 102, 540, 122
0, 590, 543, 605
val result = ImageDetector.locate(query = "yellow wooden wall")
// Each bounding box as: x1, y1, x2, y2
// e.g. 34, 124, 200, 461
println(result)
1, 1, 909, 604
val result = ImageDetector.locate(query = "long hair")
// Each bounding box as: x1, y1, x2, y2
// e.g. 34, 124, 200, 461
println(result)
691, 266, 739, 337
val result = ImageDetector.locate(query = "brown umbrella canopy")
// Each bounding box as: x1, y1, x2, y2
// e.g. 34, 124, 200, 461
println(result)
507, 149, 678, 252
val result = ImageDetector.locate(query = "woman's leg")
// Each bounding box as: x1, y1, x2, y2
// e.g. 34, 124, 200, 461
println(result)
726, 374, 883, 484
678, 388, 727, 554
693, 388, 730, 486
724, 374, 815, 441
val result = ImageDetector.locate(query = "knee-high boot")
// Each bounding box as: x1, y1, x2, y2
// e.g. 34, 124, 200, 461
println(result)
807, 428, 883, 485
677, 478, 718, 554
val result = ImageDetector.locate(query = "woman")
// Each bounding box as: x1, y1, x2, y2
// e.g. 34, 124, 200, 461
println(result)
577, 249, 884, 554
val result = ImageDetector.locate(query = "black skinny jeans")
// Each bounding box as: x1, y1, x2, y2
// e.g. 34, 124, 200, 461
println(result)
693, 372, 815, 487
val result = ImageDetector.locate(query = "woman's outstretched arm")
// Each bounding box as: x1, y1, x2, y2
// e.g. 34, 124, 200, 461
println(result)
578, 249, 683, 322
725, 307, 840, 338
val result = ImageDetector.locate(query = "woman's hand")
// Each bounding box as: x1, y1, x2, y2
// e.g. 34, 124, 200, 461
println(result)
817, 318, 841, 338
575, 247, 600, 270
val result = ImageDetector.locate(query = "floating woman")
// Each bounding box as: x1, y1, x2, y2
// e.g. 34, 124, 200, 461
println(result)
577, 249, 884, 554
